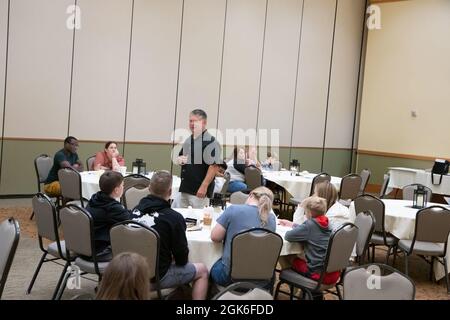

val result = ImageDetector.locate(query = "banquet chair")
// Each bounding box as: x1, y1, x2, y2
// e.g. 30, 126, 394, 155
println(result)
379, 173, 390, 199
110, 221, 176, 299
359, 169, 371, 195
343, 263, 415, 300
244, 166, 262, 190
229, 228, 283, 293
0, 217, 20, 299
123, 186, 150, 210
30, 154, 57, 220
213, 282, 273, 300
86, 155, 96, 171
274, 223, 358, 300
402, 184, 432, 203
27, 193, 75, 296
58, 167, 87, 207
287, 172, 331, 212
354, 195, 398, 264
123, 174, 150, 191
55, 205, 109, 300
339, 174, 362, 206
396, 206, 450, 293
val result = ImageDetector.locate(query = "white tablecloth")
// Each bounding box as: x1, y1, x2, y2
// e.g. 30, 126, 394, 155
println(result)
263, 170, 341, 199
175, 208, 303, 270
80, 171, 180, 200
349, 199, 450, 280
388, 167, 450, 196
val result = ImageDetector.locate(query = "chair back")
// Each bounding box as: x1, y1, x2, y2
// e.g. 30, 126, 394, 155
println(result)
343, 263, 415, 300
379, 174, 390, 199
354, 211, 375, 261
123, 174, 150, 191
86, 155, 96, 171
32, 193, 60, 244
244, 166, 262, 190
34, 154, 53, 192
219, 172, 231, 195
110, 221, 160, 282
213, 282, 273, 300
230, 191, 249, 205
359, 169, 371, 195
324, 223, 358, 274
123, 187, 150, 210
402, 184, 432, 202
0, 217, 20, 298
413, 206, 450, 244
339, 174, 362, 202
230, 228, 282, 282
58, 167, 83, 203
310, 172, 331, 196
354, 194, 385, 234
59, 205, 94, 258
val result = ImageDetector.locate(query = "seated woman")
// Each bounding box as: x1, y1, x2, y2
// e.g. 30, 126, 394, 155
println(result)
210, 187, 277, 286
293, 181, 351, 228
96, 252, 150, 300
261, 151, 278, 170
246, 146, 262, 169
93, 141, 125, 171
225, 146, 248, 193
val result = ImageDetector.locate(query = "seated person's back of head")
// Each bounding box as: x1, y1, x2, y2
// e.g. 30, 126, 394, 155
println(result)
96, 252, 150, 300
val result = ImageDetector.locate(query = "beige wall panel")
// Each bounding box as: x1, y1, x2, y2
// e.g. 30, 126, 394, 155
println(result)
257, 0, 303, 147
69, 0, 132, 141
325, 0, 365, 148
175, 0, 226, 133
359, 0, 450, 158
0, 0, 7, 136
125, 0, 182, 143
4, 0, 73, 139
291, 0, 336, 147
217, 0, 266, 136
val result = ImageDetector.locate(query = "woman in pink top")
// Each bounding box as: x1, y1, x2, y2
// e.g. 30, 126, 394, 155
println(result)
94, 141, 125, 171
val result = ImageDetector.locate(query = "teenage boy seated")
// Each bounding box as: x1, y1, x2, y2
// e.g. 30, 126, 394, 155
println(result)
133, 170, 209, 300
278, 196, 340, 285
86, 171, 137, 262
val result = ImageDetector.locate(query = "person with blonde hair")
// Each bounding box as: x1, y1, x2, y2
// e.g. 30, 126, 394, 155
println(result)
96, 252, 150, 300
210, 186, 276, 286
279, 196, 340, 285
293, 181, 350, 228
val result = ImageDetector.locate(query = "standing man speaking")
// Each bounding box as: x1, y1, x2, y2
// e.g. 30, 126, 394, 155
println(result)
176, 109, 222, 208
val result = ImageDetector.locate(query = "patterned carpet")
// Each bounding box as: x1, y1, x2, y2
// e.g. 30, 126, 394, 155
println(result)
1, 206, 449, 300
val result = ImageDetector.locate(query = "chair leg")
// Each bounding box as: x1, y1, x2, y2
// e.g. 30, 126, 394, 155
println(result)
404, 252, 409, 276
385, 246, 392, 265
289, 284, 294, 300
26, 252, 47, 294
443, 257, 449, 294
335, 284, 342, 300
274, 280, 282, 300
371, 245, 375, 262
392, 246, 398, 267
29, 211, 35, 220
429, 257, 435, 282
52, 262, 69, 300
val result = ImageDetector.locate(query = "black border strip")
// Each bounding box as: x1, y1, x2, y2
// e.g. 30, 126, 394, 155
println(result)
288, 0, 305, 165
170, 0, 185, 174
122, 0, 135, 157
349, 0, 369, 172
321, 0, 339, 172
0, 0, 11, 188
